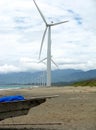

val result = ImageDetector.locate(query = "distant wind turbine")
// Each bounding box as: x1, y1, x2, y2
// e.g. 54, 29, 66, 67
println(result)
33, 0, 68, 86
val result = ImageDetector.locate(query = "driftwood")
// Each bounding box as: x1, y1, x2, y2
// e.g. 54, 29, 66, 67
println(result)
0, 95, 58, 121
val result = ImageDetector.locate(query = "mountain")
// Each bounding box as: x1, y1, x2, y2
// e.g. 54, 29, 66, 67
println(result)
0, 69, 96, 85
52, 69, 83, 82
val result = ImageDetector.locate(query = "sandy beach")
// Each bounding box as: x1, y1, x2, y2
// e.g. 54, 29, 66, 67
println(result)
0, 86, 96, 130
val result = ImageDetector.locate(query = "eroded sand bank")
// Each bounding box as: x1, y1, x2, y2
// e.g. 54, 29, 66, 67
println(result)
0, 86, 96, 130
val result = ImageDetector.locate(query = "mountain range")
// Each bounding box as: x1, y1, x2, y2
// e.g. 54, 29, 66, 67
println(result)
0, 69, 96, 85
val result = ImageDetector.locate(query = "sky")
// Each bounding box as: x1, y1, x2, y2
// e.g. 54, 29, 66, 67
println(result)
0, 0, 96, 73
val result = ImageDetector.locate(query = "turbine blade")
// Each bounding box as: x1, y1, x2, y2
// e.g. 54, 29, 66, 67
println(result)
51, 20, 68, 26
38, 57, 47, 63
39, 27, 47, 59
33, 0, 47, 25
39, 56, 53, 63
51, 59, 59, 68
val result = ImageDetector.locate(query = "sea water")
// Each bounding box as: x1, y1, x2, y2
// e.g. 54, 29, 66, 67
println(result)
0, 85, 39, 90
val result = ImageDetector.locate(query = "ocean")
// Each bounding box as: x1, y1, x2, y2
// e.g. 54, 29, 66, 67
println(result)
0, 85, 39, 90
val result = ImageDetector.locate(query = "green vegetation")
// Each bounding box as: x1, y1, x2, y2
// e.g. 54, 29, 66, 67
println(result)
73, 79, 96, 87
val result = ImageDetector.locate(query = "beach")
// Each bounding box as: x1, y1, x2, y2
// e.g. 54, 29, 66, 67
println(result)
0, 86, 96, 130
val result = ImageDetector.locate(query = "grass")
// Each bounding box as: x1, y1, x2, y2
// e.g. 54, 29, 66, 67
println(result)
72, 79, 96, 87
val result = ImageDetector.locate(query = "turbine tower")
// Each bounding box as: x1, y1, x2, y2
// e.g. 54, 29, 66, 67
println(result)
33, 0, 68, 86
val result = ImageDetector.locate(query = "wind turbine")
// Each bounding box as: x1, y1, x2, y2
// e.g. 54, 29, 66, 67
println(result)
33, 0, 68, 86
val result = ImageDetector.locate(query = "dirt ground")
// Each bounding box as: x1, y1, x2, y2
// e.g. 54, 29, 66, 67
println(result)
0, 86, 96, 130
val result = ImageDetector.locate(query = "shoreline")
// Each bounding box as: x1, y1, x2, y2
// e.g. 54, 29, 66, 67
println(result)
0, 85, 96, 92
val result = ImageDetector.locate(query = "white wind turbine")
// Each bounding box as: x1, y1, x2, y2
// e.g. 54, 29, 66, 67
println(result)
33, 0, 68, 86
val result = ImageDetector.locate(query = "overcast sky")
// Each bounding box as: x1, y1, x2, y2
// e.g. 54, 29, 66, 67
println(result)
0, 0, 96, 73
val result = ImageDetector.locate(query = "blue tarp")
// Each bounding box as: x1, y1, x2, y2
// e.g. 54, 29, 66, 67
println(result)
0, 95, 25, 103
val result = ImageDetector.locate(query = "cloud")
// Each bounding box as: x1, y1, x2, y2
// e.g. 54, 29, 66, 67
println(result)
0, 0, 96, 73
67, 9, 83, 25
0, 64, 21, 73
19, 57, 46, 71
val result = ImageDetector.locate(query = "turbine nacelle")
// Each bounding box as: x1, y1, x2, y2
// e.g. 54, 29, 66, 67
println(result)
38, 56, 59, 69
33, 0, 68, 29
47, 20, 69, 27
39, 20, 69, 59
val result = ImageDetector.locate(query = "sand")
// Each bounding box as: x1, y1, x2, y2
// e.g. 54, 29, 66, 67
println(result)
0, 86, 96, 130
